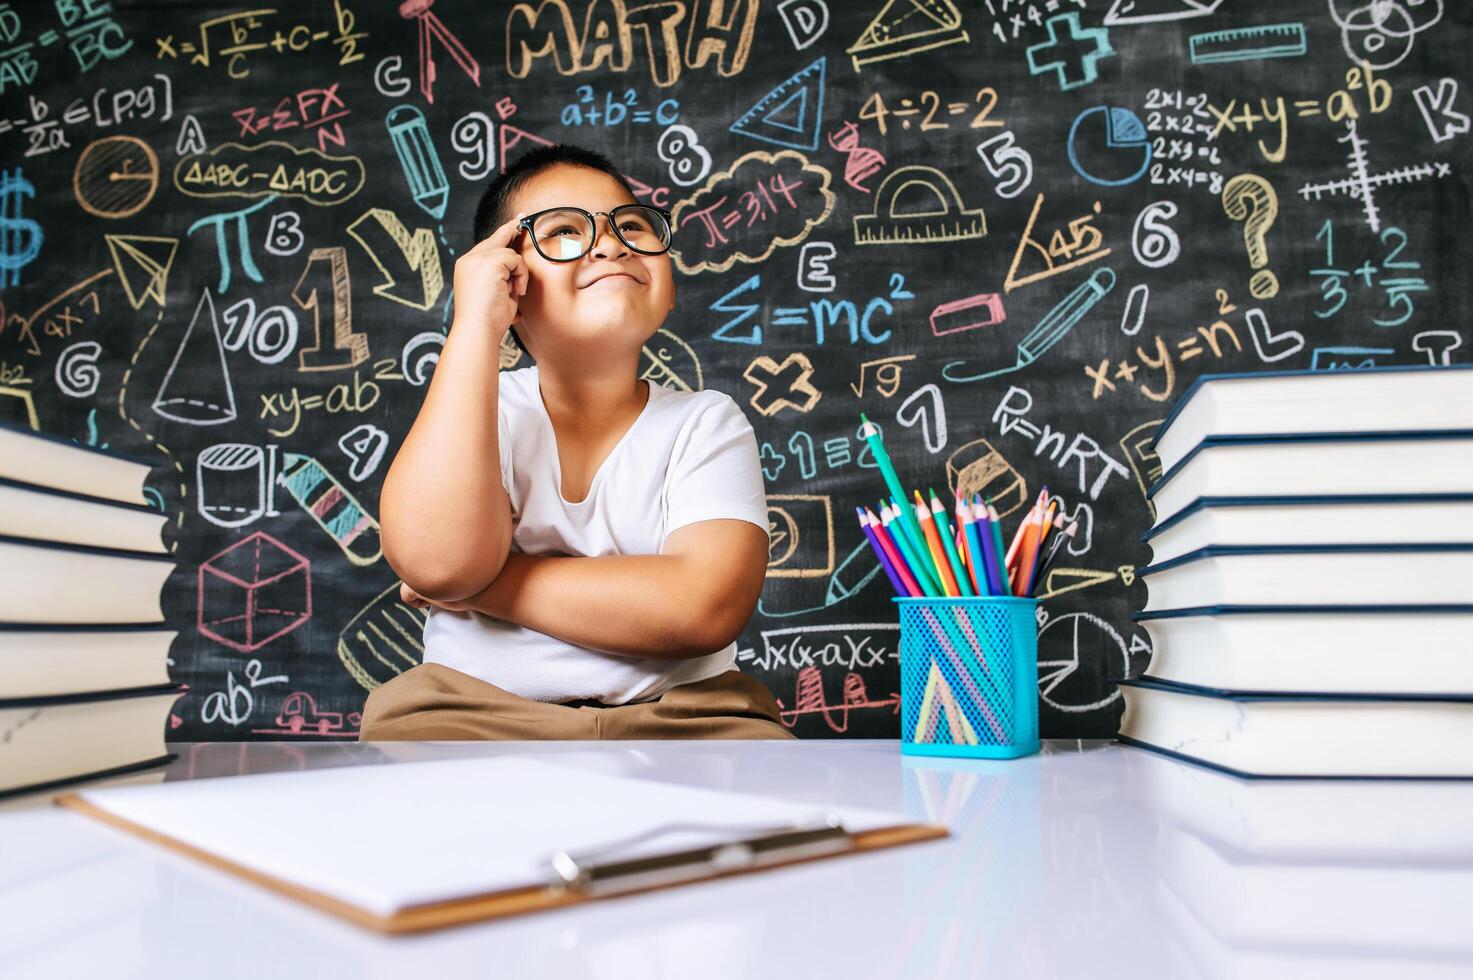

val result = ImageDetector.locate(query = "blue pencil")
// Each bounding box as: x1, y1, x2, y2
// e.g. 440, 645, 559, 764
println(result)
974, 494, 1006, 596
960, 492, 991, 596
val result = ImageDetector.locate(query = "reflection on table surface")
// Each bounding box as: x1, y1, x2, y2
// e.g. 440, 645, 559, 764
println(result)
1, 739, 1470, 980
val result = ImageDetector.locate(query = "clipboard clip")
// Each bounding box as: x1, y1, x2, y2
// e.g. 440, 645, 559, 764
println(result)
546, 813, 852, 898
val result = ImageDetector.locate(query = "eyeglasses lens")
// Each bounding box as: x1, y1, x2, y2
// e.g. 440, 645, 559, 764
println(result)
530, 207, 671, 260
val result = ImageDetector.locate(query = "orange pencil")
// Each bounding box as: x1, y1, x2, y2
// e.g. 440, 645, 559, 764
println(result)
1006, 487, 1048, 570
914, 490, 959, 596
1008, 504, 1042, 595
1019, 502, 1059, 597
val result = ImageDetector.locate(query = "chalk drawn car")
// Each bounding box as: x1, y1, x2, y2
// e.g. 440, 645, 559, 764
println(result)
276, 691, 363, 735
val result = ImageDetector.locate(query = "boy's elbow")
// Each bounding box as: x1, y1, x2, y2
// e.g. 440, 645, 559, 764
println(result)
385, 530, 511, 603
689, 581, 759, 655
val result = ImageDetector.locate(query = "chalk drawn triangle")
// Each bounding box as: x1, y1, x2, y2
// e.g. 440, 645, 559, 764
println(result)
729, 58, 826, 151
1103, 0, 1223, 26
847, 0, 968, 69
498, 124, 554, 172
106, 234, 178, 309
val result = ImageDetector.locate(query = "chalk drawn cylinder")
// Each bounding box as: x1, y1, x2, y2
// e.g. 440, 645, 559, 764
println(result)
197, 443, 268, 528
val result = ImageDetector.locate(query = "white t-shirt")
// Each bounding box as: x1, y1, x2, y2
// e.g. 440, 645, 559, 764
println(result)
421, 363, 769, 705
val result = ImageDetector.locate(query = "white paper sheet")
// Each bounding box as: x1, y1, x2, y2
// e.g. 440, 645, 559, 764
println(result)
72, 757, 917, 917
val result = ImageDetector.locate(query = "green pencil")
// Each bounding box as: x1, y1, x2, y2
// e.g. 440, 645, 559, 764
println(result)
859, 413, 930, 579
984, 496, 1013, 596
929, 488, 975, 597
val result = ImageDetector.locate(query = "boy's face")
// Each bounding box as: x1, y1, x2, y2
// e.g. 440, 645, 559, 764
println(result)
507, 164, 676, 361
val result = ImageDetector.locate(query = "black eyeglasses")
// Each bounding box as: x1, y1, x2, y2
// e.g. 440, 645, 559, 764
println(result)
518, 205, 673, 262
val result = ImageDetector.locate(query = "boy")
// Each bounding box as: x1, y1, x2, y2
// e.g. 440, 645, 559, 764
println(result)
360, 144, 793, 740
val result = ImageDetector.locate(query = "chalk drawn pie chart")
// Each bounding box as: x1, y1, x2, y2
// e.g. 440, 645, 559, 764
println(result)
74, 136, 159, 219
1067, 106, 1152, 187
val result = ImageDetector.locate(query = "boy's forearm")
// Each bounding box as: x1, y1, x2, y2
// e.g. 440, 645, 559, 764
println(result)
465, 553, 728, 660
381, 321, 513, 601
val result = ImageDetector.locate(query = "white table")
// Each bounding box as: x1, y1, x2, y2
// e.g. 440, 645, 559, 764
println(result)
2, 739, 1470, 979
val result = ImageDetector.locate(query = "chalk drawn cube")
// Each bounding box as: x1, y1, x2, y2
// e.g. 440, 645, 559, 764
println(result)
198, 531, 311, 653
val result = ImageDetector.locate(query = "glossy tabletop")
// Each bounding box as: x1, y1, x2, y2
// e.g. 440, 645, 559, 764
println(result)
2, 739, 1470, 980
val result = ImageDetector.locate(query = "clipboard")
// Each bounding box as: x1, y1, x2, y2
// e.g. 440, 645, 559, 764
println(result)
55, 756, 947, 934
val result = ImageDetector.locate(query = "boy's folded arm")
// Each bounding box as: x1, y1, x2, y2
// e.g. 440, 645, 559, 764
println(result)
466, 519, 770, 660
380, 324, 515, 602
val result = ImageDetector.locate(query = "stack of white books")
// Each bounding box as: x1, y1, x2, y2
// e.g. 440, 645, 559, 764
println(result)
0, 421, 184, 800
1118, 365, 1473, 777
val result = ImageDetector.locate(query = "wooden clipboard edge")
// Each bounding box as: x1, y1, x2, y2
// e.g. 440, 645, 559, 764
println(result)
55, 791, 949, 935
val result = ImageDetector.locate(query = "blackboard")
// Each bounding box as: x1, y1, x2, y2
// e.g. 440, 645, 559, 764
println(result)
1, 0, 1468, 739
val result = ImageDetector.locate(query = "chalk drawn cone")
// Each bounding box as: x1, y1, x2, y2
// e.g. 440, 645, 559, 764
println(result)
152, 289, 237, 425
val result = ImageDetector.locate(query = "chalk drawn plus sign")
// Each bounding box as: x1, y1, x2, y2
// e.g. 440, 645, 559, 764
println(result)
1026, 13, 1114, 92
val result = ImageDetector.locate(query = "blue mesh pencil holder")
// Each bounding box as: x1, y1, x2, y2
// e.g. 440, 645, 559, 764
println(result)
894, 596, 1040, 759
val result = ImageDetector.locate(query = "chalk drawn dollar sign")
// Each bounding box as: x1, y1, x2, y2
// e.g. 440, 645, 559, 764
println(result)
0, 168, 43, 288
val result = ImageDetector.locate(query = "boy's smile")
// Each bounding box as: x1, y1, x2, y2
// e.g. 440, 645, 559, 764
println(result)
507, 163, 676, 363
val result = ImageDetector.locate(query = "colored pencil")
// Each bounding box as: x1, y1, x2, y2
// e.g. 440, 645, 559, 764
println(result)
985, 499, 1012, 596
857, 507, 910, 598
889, 497, 945, 594
1021, 504, 1061, 598
958, 492, 988, 596
881, 502, 940, 598
929, 489, 974, 597
858, 414, 930, 575
883, 499, 941, 596
972, 496, 1003, 596
1007, 487, 1048, 572
1032, 519, 1078, 595
914, 490, 959, 596
1008, 502, 1042, 595
865, 506, 922, 597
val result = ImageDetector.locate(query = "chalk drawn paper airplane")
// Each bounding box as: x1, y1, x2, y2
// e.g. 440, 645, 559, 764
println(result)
106, 235, 178, 309
847, 0, 969, 70
1104, 0, 1224, 25
729, 58, 827, 151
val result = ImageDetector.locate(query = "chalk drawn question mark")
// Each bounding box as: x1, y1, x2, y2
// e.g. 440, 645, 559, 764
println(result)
1221, 174, 1280, 300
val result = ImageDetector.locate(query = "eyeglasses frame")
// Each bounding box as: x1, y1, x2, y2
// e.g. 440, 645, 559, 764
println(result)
517, 204, 674, 262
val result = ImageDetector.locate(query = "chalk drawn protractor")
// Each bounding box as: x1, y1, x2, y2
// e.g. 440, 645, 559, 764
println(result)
853, 165, 986, 245
75, 136, 159, 219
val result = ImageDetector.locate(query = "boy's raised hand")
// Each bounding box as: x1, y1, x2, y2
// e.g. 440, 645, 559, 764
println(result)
451, 215, 529, 336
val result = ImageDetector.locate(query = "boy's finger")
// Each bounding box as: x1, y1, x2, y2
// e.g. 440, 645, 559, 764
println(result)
481, 214, 525, 250
509, 255, 529, 296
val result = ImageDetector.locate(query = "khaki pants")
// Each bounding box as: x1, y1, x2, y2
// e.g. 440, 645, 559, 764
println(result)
358, 662, 796, 741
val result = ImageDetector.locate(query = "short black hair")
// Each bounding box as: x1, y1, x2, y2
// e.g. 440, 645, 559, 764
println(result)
471, 144, 638, 356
